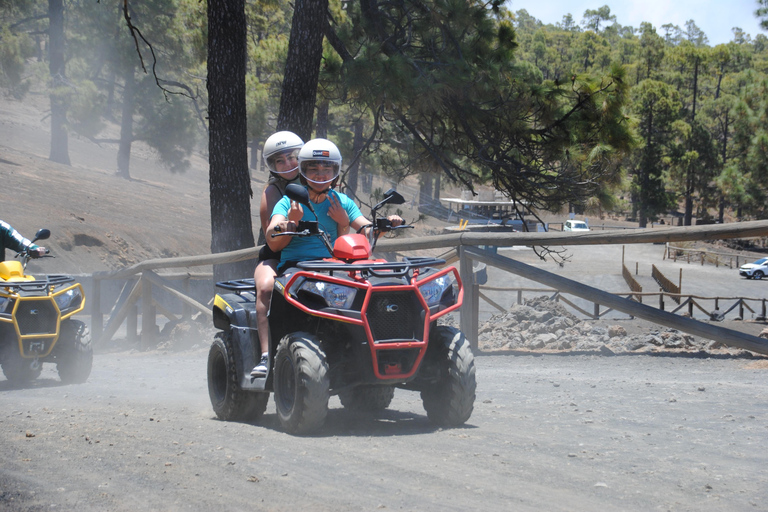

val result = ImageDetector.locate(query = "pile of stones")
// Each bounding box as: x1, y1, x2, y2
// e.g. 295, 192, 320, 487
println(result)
446, 296, 761, 357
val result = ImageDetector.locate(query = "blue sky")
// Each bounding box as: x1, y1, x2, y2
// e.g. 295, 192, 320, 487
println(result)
505, 0, 767, 46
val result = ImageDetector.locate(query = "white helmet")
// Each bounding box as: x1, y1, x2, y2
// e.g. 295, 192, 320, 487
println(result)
298, 138, 342, 187
263, 131, 304, 175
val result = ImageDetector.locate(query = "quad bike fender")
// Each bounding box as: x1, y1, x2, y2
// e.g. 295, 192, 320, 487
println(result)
212, 293, 253, 330
212, 293, 266, 391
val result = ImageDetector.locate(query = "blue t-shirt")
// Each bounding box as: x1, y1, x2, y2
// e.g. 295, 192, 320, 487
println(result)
271, 189, 363, 266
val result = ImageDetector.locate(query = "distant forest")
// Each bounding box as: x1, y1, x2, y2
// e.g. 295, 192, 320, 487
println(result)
1, 1, 767, 228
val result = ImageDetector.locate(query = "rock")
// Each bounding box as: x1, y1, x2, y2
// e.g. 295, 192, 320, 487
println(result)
608, 325, 627, 337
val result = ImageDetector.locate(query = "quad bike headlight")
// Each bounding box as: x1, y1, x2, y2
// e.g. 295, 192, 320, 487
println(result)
299, 280, 357, 309
418, 275, 456, 307
54, 288, 83, 313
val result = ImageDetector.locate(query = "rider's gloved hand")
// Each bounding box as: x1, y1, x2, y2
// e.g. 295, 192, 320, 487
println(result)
31, 247, 47, 258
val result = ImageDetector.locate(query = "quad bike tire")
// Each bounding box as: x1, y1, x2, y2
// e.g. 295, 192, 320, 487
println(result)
207, 331, 269, 422
339, 385, 395, 411
1, 345, 42, 384
273, 332, 329, 435
420, 325, 476, 427
56, 319, 93, 384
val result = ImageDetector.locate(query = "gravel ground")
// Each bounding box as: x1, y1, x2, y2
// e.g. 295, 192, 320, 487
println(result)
1, 348, 768, 511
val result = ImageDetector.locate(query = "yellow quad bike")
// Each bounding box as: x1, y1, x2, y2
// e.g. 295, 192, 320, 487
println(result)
0, 228, 91, 385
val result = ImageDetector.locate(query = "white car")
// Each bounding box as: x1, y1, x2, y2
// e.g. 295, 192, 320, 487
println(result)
739, 258, 768, 280
564, 220, 590, 232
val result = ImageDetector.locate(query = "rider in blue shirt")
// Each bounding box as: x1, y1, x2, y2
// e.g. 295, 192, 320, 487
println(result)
265, 138, 403, 271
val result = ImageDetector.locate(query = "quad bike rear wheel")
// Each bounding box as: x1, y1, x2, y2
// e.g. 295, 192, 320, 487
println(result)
339, 385, 395, 411
421, 326, 476, 427
207, 331, 268, 422
273, 332, 329, 435
56, 319, 93, 384
1, 345, 42, 385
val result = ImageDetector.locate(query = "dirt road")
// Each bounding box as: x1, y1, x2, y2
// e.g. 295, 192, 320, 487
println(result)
2, 348, 767, 511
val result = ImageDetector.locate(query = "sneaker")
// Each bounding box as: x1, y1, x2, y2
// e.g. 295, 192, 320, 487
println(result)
251, 354, 269, 378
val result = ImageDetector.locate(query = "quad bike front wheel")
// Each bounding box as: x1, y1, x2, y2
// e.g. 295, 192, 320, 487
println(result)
273, 332, 329, 435
420, 326, 476, 427
1, 345, 42, 385
55, 319, 93, 384
339, 385, 395, 411
207, 331, 268, 422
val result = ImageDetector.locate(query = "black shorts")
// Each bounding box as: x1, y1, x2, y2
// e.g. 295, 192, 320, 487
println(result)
277, 260, 300, 275
258, 244, 281, 263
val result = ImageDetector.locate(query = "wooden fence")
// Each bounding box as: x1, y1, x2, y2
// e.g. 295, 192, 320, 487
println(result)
652, 264, 682, 304
91, 247, 259, 349
478, 285, 766, 323
91, 220, 768, 355
665, 242, 766, 268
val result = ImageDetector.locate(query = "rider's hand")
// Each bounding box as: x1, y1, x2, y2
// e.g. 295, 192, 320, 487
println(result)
287, 201, 303, 223
387, 215, 404, 227
327, 192, 349, 232
280, 220, 297, 233
32, 247, 47, 258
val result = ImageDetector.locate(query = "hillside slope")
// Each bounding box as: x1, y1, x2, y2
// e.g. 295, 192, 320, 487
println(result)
0, 92, 259, 275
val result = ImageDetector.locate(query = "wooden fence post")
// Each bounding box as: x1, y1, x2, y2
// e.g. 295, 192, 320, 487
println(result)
458, 246, 478, 350
127, 305, 138, 340
91, 277, 103, 341
182, 276, 191, 319
141, 274, 155, 350
517, 289, 522, 305
659, 292, 664, 311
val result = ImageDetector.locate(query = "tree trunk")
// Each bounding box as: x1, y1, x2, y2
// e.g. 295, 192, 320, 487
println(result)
208, 0, 255, 283
315, 100, 329, 138
419, 173, 434, 209
48, 0, 70, 165
345, 119, 363, 199
250, 137, 260, 170
275, 0, 328, 140
116, 65, 136, 179
684, 181, 693, 226
433, 159, 441, 201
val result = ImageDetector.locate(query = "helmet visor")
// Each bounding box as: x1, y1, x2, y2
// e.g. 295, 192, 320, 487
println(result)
266, 149, 300, 175
300, 160, 340, 186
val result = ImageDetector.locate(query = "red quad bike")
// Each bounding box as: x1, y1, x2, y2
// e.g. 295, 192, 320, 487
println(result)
207, 184, 476, 435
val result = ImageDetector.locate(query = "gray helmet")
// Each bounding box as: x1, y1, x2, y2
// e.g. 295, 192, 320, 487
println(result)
263, 131, 304, 176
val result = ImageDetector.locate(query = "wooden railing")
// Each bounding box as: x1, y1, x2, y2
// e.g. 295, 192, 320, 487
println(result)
91, 247, 258, 349
652, 264, 682, 304
91, 220, 768, 355
665, 242, 767, 268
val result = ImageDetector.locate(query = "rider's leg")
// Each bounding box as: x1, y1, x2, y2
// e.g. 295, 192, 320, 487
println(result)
251, 259, 278, 376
